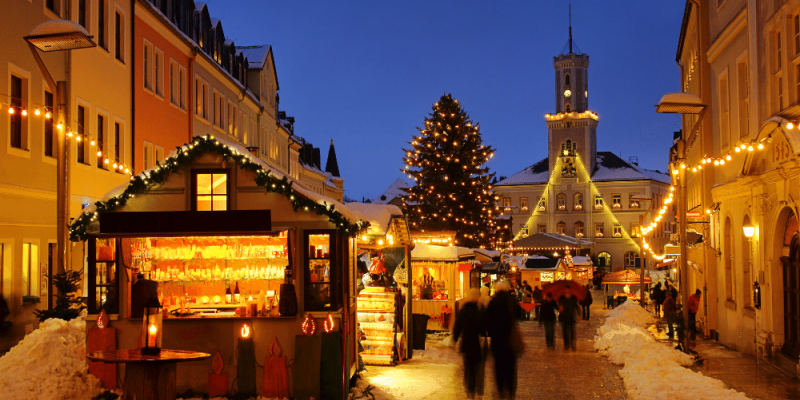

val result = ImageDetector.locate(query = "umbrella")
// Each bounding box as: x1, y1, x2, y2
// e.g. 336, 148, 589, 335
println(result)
542, 279, 588, 301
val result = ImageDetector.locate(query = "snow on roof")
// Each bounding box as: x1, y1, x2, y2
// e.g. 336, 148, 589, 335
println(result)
372, 178, 410, 204
496, 158, 550, 186
572, 256, 593, 266
345, 203, 402, 237
497, 153, 670, 186
411, 243, 473, 261
592, 152, 671, 184
27, 19, 90, 37
473, 248, 500, 258
238, 45, 271, 69
658, 92, 704, 106
80, 135, 363, 224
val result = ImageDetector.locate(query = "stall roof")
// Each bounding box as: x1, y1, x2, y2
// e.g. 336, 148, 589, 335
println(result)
411, 243, 473, 261
480, 262, 506, 274
602, 269, 651, 285
346, 203, 402, 237
473, 248, 500, 262
523, 258, 561, 271
572, 256, 593, 266
511, 233, 592, 250
78, 134, 365, 226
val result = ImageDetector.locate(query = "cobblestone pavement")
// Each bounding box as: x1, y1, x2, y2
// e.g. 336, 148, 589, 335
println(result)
360, 291, 627, 399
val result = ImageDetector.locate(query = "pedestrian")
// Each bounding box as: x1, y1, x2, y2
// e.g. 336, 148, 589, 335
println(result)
578, 285, 593, 321
421, 268, 435, 300
688, 289, 702, 337
521, 282, 533, 320
532, 286, 543, 321
651, 282, 664, 317
540, 292, 558, 348
453, 288, 486, 399
479, 286, 492, 310
558, 288, 580, 351
662, 291, 676, 339
484, 282, 520, 399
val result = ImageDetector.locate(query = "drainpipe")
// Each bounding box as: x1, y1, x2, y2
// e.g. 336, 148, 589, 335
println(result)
130, 0, 135, 173
189, 47, 198, 143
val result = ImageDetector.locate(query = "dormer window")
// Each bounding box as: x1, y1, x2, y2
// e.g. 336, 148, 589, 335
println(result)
193, 170, 229, 211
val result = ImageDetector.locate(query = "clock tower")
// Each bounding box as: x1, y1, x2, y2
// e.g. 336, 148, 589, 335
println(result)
547, 16, 598, 174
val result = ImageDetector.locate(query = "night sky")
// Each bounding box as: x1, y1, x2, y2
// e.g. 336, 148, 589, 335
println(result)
212, 1, 684, 201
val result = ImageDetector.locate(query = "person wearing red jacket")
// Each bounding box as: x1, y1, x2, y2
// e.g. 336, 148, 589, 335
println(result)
688, 289, 702, 337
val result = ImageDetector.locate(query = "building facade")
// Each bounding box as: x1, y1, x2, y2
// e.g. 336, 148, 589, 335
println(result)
495, 31, 673, 271
677, 0, 800, 374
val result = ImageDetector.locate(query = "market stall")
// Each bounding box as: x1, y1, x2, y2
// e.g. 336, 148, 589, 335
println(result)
519, 256, 564, 289
410, 243, 473, 331
602, 269, 652, 308
567, 255, 594, 285
71, 134, 367, 399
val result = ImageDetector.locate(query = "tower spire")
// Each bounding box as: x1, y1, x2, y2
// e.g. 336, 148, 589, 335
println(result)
569, 4, 573, 54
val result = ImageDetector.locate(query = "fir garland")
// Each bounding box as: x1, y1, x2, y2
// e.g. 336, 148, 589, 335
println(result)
69, 134, 368, 241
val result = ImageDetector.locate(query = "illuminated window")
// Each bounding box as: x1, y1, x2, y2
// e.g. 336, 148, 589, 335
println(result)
537, 197, 546, 211
575, 221, 584, 237
77, 105, 88, 164
193, 170, 229, 211
624, 252, 638, 268
613, 223, 622, 238
574, 193, 583, 210
557, 193, 566, 210
612, 194, 621, 208
629, 193, 640, 208
519, 225, 528, 237
503, 197, 511, 214
22, 243, 39, 297
595, 223, 604, 237
630, 223, 640, 237
557, 222, 566, 235
594, 195, 603, 209
520, 197, 529, 211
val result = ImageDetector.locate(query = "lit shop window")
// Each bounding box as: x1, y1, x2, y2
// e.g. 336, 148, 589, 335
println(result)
557, 193, 566, 210
595, 223, 604, 238
613, 223, 622, 238
520, 197, 529, 211
574, 193, 583, 210
194, 171, 228, 211
594, 195, 603, 209
612, 194, 621, 208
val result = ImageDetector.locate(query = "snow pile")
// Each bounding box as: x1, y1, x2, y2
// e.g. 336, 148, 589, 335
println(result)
595, 302, 749, 400
0, 312, 106, 400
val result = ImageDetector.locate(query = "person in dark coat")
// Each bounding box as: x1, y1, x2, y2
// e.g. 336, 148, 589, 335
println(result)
484, 282, 519, 399
532, 286, 543, 321
540, 292, 558, 348
578, 285, 593, 320
558, 288, 580, 351
651, 283, 665, 317
453, 288, 486, 398
662, 291, 677, 339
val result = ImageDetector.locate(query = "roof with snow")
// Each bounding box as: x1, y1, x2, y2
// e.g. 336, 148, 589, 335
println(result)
512, 233, 591, 249
372, 179, 410, 204
496, 152, 669, 186
237, 45, 271, 69
345, 203, 403, 237
411, 243, 474, 262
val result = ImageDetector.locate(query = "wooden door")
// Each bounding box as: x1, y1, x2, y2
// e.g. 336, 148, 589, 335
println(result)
782, 235, 800, 358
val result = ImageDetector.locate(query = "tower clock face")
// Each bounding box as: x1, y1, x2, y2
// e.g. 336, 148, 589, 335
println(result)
564, 89, 572, 98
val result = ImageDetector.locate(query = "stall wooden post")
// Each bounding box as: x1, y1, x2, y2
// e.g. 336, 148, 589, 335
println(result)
405, 244, 413, 359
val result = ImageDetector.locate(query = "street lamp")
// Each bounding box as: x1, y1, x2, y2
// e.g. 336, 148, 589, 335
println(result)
656, 92, 707, 353
631, 194, 652, 308
24, 20, 96, 304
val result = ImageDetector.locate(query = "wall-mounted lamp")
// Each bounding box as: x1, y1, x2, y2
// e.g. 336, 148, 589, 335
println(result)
743, 224, 755, 239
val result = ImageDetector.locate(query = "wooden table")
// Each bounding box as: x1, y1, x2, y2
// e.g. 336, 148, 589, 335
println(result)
87, 349, 210, 400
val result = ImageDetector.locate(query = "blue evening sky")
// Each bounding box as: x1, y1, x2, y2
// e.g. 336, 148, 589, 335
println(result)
211, 1, 684, 201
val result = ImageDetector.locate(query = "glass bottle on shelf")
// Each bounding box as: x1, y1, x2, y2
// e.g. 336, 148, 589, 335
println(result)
226, 285, 232, 303
234, 282, 241, 303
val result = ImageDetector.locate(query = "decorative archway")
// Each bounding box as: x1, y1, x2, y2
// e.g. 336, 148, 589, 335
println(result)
597, 251, 612, 271
780, 211, 800, 357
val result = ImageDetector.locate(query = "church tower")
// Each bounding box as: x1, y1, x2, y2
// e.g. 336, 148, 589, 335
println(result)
547, 8, 598, 174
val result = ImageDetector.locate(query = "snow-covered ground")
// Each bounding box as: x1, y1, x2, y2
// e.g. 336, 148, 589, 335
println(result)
595, 301, 749, 400
0, 311, 108, 400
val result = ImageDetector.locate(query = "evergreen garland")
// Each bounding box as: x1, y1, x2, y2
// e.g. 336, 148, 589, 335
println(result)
69, 135, 368, 241
401, 94, 497, 248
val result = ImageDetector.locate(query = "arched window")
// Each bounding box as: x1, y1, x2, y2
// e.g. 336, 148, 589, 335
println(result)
624, 252, 638, 268
565, 73, 570, 86
724, 217, 734, 301
557, 193, 566, 210
573, 193, 583, 210
574, 221, 584, 237
565, 104, 571, 112
557, 221, 566, 235
597, 251, 612, 270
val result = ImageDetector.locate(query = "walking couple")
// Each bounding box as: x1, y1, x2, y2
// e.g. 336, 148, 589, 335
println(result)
538, 288, 582, 350
453, 282, 524, 399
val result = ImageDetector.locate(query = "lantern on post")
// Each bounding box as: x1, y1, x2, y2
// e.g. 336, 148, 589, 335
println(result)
141, 298, 162, 355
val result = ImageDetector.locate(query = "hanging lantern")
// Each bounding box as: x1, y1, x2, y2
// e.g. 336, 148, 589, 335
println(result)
301, 313, 316, 336
141, 298, 163, 355
323, 312, 335, 333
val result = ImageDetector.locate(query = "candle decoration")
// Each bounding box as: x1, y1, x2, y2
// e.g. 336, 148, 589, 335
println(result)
238, 322, 257, 395
301, 313, 316, 336
141, 298, 163, 355
323, 312, 335, 333
96, 309, 109, 329
208, 351, 229, 397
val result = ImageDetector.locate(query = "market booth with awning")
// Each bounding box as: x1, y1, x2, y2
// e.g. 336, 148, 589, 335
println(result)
602, 269, 652, 307
410, 243, 474, 330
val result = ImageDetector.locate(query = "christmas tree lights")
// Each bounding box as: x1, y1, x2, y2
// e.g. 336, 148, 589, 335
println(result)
401, 94, 496, 248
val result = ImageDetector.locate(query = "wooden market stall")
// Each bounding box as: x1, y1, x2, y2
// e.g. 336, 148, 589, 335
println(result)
71, 135, 367, 400
519, 257, 565, 289
602, 269, 652, 308
410, 243, 473, 331
568, 255, 595, 285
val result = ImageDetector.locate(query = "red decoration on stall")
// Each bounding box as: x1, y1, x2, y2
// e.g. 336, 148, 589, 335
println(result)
87, 311, 117, 390
262, 338, 289, 398
207, 351, 229, 397
323, 312, 335, 333
301, 313, 316, 336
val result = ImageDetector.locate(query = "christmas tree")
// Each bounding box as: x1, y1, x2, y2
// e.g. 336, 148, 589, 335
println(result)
402, 94, 497, 248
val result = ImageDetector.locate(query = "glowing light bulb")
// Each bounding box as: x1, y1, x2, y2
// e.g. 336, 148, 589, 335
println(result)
97, 151, 102, 157
34, 108, 40, 116
725, 154, 732, 161
45, 111, 51, 119
735, 146, 741, 153
788, 122, 795, 130
757, 143, 764, 150
104, 158, 109, 164
57, 123, 63, 130
748, 145, 754, 151
90, 139, 95, 146
21, 109, 27, 116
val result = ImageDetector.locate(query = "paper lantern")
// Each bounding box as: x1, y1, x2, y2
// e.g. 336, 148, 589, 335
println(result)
301, 313, 316, 336
323, 312, 334, 333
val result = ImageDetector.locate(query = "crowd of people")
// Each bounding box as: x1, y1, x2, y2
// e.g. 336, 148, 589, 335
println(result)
451, 281, 592, 398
